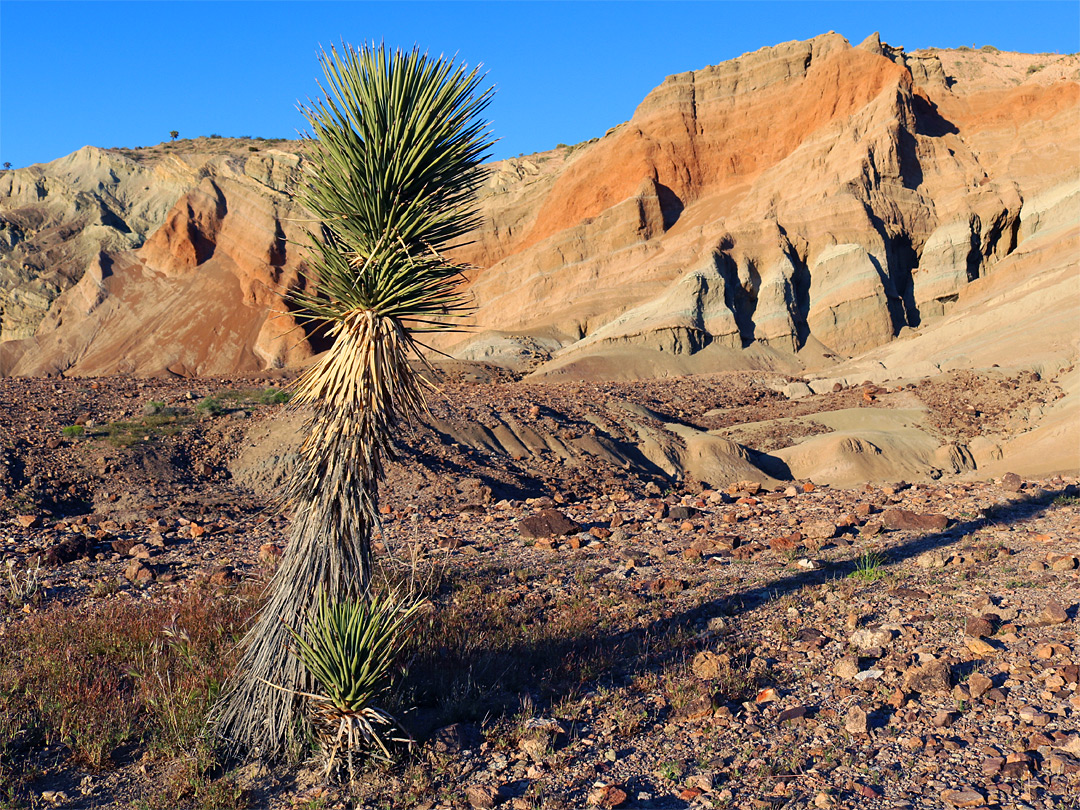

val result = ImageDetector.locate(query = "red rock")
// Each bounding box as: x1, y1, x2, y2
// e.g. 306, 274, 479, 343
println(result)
1001, 471, 1023, 492
855, 783, 883, 799
518, 509, 579, 539
16, 514, 40, 528
776, 705, 809, 724
1039, 600, 1069, 625
902, 661, 952, 695
209, 566, 239, 586
43, 535, 93, 567
466, 784, 500, 809
882, 509, 949, 532
769, 533, 801, 552
651, 577, 686, 594
258, 542, 283, 564
124, 559, 154, 584
939, 787, 985, 808
587, 784, 628, 809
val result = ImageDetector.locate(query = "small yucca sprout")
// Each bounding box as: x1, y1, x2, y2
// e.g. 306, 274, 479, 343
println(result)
288, 593, 424, 776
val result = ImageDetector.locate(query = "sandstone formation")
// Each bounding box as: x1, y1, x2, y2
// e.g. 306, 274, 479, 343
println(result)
449, 33, 1078, 374
0, 138, 312, 376
0, 39, 1077, 492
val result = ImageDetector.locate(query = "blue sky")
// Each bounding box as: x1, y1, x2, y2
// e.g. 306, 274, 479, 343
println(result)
1, 1, 1078, 169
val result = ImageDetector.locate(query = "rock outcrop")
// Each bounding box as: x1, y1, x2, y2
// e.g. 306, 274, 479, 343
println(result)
449, 34, 1077, 372
1, 37, 1077, 379
0, 139, 314, 376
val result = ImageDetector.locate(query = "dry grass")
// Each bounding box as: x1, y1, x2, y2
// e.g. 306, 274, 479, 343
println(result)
0, 587, 256, 807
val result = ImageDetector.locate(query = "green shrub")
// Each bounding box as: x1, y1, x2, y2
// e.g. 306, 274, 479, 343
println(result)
195, 397, 224, 417
61, 425, 85, 438
257, 388, 291, 405
849, 551, 887, 582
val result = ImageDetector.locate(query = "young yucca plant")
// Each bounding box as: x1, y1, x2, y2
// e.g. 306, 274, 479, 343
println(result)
288, 593, 425, 777
211, 42, 493, 760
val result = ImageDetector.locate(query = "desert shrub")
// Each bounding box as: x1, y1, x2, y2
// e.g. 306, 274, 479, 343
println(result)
980, 44, 1000, 53
257, 387, 291, 405
195, 396, 224, 417
61, 425, 85, 438
289, 593, 424, 774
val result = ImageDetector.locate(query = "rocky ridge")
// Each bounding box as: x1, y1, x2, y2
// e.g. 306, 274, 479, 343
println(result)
1, 36, 1076, 383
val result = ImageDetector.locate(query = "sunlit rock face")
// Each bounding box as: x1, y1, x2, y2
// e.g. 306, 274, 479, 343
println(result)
1, 37, 1076, 378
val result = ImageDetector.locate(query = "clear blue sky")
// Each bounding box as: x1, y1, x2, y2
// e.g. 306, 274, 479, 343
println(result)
1, 1, 1077, 169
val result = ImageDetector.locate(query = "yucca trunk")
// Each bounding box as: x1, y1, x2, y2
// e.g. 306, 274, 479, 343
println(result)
213, 312, 424, 756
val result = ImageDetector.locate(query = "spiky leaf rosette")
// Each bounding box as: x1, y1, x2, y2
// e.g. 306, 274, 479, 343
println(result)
292, 41, 492, 329
210, 42, 492, 761
288, 592, 424, 769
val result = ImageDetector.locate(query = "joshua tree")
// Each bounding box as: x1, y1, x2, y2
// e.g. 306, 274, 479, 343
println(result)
2, 162, 10, 170
170, 130, 179, 141
212, 42, 493, 760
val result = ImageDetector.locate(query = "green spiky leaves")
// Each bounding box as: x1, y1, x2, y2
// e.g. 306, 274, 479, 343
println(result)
287, 593, 425, 764
294, 42, 494, 330
288, 592, 423, 717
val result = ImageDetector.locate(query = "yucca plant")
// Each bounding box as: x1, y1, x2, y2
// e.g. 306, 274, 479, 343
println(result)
211, 42, 493, 760
287, 593, 425, 777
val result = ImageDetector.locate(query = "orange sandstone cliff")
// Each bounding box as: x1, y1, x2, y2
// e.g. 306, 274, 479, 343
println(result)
0, 34, 1076, 379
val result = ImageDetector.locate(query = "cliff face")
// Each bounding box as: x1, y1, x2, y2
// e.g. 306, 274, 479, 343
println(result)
0, 140, 314, 376
453, 33, 1078, 372
1, 36, 1077, 378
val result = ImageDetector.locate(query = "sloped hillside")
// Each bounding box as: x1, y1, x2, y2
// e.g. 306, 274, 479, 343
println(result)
0, 34, 1076, 380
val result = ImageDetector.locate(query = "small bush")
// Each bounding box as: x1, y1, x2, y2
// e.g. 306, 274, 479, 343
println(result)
289, 593, 424, 773
980, 44, 1000, 53
61, 425, 85, 439
195, 397, 224, 417
257, 388, 291, 405
849, 551, 887, 582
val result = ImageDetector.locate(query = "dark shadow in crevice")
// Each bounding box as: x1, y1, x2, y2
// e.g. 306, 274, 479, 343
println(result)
655, 183, 685, 230
782, 236, 812, 350
715, 252, 759, 348
912, 93, 959, 138
865, 207, 921, 331
897, 128, 925, 191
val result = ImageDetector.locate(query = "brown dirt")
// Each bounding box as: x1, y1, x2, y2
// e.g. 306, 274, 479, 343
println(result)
1, 371, 1078, 809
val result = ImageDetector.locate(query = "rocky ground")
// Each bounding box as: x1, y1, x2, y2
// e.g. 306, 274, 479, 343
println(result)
1, 370, 1078, 810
